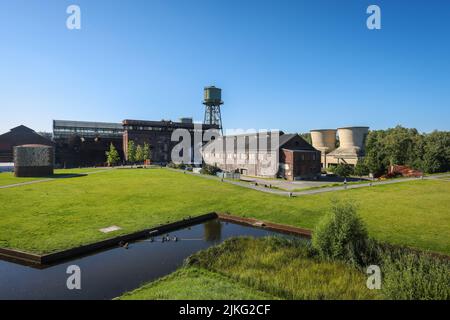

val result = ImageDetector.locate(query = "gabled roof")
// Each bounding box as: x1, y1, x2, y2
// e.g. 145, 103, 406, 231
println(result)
202, 132, 316, 153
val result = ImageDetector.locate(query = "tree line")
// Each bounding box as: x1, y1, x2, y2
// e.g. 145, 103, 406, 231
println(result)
364, 126, 449, 175
105, 141, 152, 166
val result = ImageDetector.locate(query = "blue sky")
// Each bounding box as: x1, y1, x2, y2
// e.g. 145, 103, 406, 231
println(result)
0, 0, 449, 134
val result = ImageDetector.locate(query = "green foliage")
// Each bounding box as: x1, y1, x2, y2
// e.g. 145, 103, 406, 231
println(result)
312, 200, 370, 266
364, 126, 450, 175
421, 131, 450, 173
300, 133, 312, 144
105, 143, 120, 166
135, 145, 144, 163
185, 237, 379, 300
332, 164, 354, 178
354, 161, 370, 177
380, 247, 450, 300
200, 164, 221, 175
143, 142, 151, 162
127, 140, 136, 163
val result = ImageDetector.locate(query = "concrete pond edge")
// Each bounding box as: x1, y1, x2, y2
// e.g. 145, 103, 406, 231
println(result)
0, 212, 313, 267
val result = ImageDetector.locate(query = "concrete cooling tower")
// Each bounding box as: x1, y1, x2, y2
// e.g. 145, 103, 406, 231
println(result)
337, 127, 369, 152
310, 129, 337, 153
326, 127, 369, 166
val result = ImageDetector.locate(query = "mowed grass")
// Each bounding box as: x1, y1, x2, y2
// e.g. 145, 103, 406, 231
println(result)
0, 168, 109, 187
0, 168, 449, 255
120, 237, 380, 300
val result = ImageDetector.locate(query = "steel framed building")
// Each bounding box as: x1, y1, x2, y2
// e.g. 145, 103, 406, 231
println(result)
53, 120, 124, 167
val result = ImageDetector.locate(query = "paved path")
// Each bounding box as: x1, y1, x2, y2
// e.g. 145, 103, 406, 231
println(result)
169, 168, 450, 197
0, 169, 111, 190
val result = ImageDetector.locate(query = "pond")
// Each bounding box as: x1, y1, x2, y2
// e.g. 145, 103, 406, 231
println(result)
0, 219, 286, 300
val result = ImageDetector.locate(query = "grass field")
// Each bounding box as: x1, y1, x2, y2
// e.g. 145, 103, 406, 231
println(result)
120, 237, 380, 300
0, 168, 109, 187
0, 168, 449, 255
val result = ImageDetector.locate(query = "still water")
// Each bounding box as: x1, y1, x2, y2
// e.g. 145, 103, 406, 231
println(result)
0, 219, 281, 300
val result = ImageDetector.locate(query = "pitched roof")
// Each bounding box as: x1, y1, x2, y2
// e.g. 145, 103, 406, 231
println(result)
202, 131, 316, 153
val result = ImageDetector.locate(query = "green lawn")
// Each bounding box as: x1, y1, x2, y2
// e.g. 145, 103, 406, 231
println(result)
120, 237, 380, 300
0, 168, 449, 255
0, 168, 109, 187
0, 173, 42, 187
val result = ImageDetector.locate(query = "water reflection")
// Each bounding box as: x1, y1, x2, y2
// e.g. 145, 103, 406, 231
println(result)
0, 219, 279, 300
203, 219, 222, 242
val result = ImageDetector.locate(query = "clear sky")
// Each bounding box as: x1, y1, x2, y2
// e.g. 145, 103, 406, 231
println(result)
0, 0, 449, 134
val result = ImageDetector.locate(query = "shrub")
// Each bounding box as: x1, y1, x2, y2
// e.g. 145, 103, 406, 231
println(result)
312, 200, 370, 266
354, 162, 370, 177
333, 164, 354, 177
380, 248, 450, 300
200, 164, 221, 175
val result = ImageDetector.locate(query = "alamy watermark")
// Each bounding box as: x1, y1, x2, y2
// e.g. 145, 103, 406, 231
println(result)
366, 265, 382, 290
367, 5, 381, 30
66, 265, 81, 290
66, 5, 81, 30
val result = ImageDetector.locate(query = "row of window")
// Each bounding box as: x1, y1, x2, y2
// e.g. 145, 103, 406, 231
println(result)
204, 152, 318, 161
124, 126, 203, 133
54, 128, 123, 135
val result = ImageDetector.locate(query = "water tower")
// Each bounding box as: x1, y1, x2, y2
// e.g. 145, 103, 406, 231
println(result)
203, 86, 223, 134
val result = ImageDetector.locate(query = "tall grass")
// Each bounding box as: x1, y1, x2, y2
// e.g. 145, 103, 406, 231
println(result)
379, 245, 450, 300
186, 237, 379, 300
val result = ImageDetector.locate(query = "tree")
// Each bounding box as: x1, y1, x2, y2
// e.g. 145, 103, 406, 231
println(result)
354, 161, 370, 177
300, 133, 312, 145
421, 131, 450, 173
143, 142, 151, 162
333, 164, 354, 178
135, 144, 144, 164
105, 143, 120, 166
127, 140, 136, 164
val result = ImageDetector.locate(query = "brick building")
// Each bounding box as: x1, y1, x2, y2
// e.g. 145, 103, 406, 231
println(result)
0, 125, 54, 163
202, 131, 321, 180
123, 119, 219, 164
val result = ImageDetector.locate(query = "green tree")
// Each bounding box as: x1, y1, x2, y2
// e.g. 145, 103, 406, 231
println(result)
421, 131, 450, 173
143, 142, 152, 162
354, 161, 370, 177
300, 133, 312, 144
105, 143, 120, 166
333, 164, 354, 178
135, 144, 144, 163
127, 140, 136, 164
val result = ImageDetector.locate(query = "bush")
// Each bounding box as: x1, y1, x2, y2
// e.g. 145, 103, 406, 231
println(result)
380, 248, 450, 300
332, 164, 354, 177
200, 164, 221, 175
167, 162, 186, 170
312, 200, 371, 266
354, 162, 370, 177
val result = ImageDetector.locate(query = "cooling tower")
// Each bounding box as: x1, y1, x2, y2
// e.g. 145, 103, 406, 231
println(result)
14, 144, 54, 177
310, 129, 337, 153
337, 127, 369, 152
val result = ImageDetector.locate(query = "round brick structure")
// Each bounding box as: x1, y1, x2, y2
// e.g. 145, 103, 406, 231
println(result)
14, 144, 54, 177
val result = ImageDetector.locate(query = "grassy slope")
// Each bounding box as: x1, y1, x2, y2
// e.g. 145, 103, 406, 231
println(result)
120, 267, 277, 300
120, 238, 380, 300
0, 168, 449, 254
